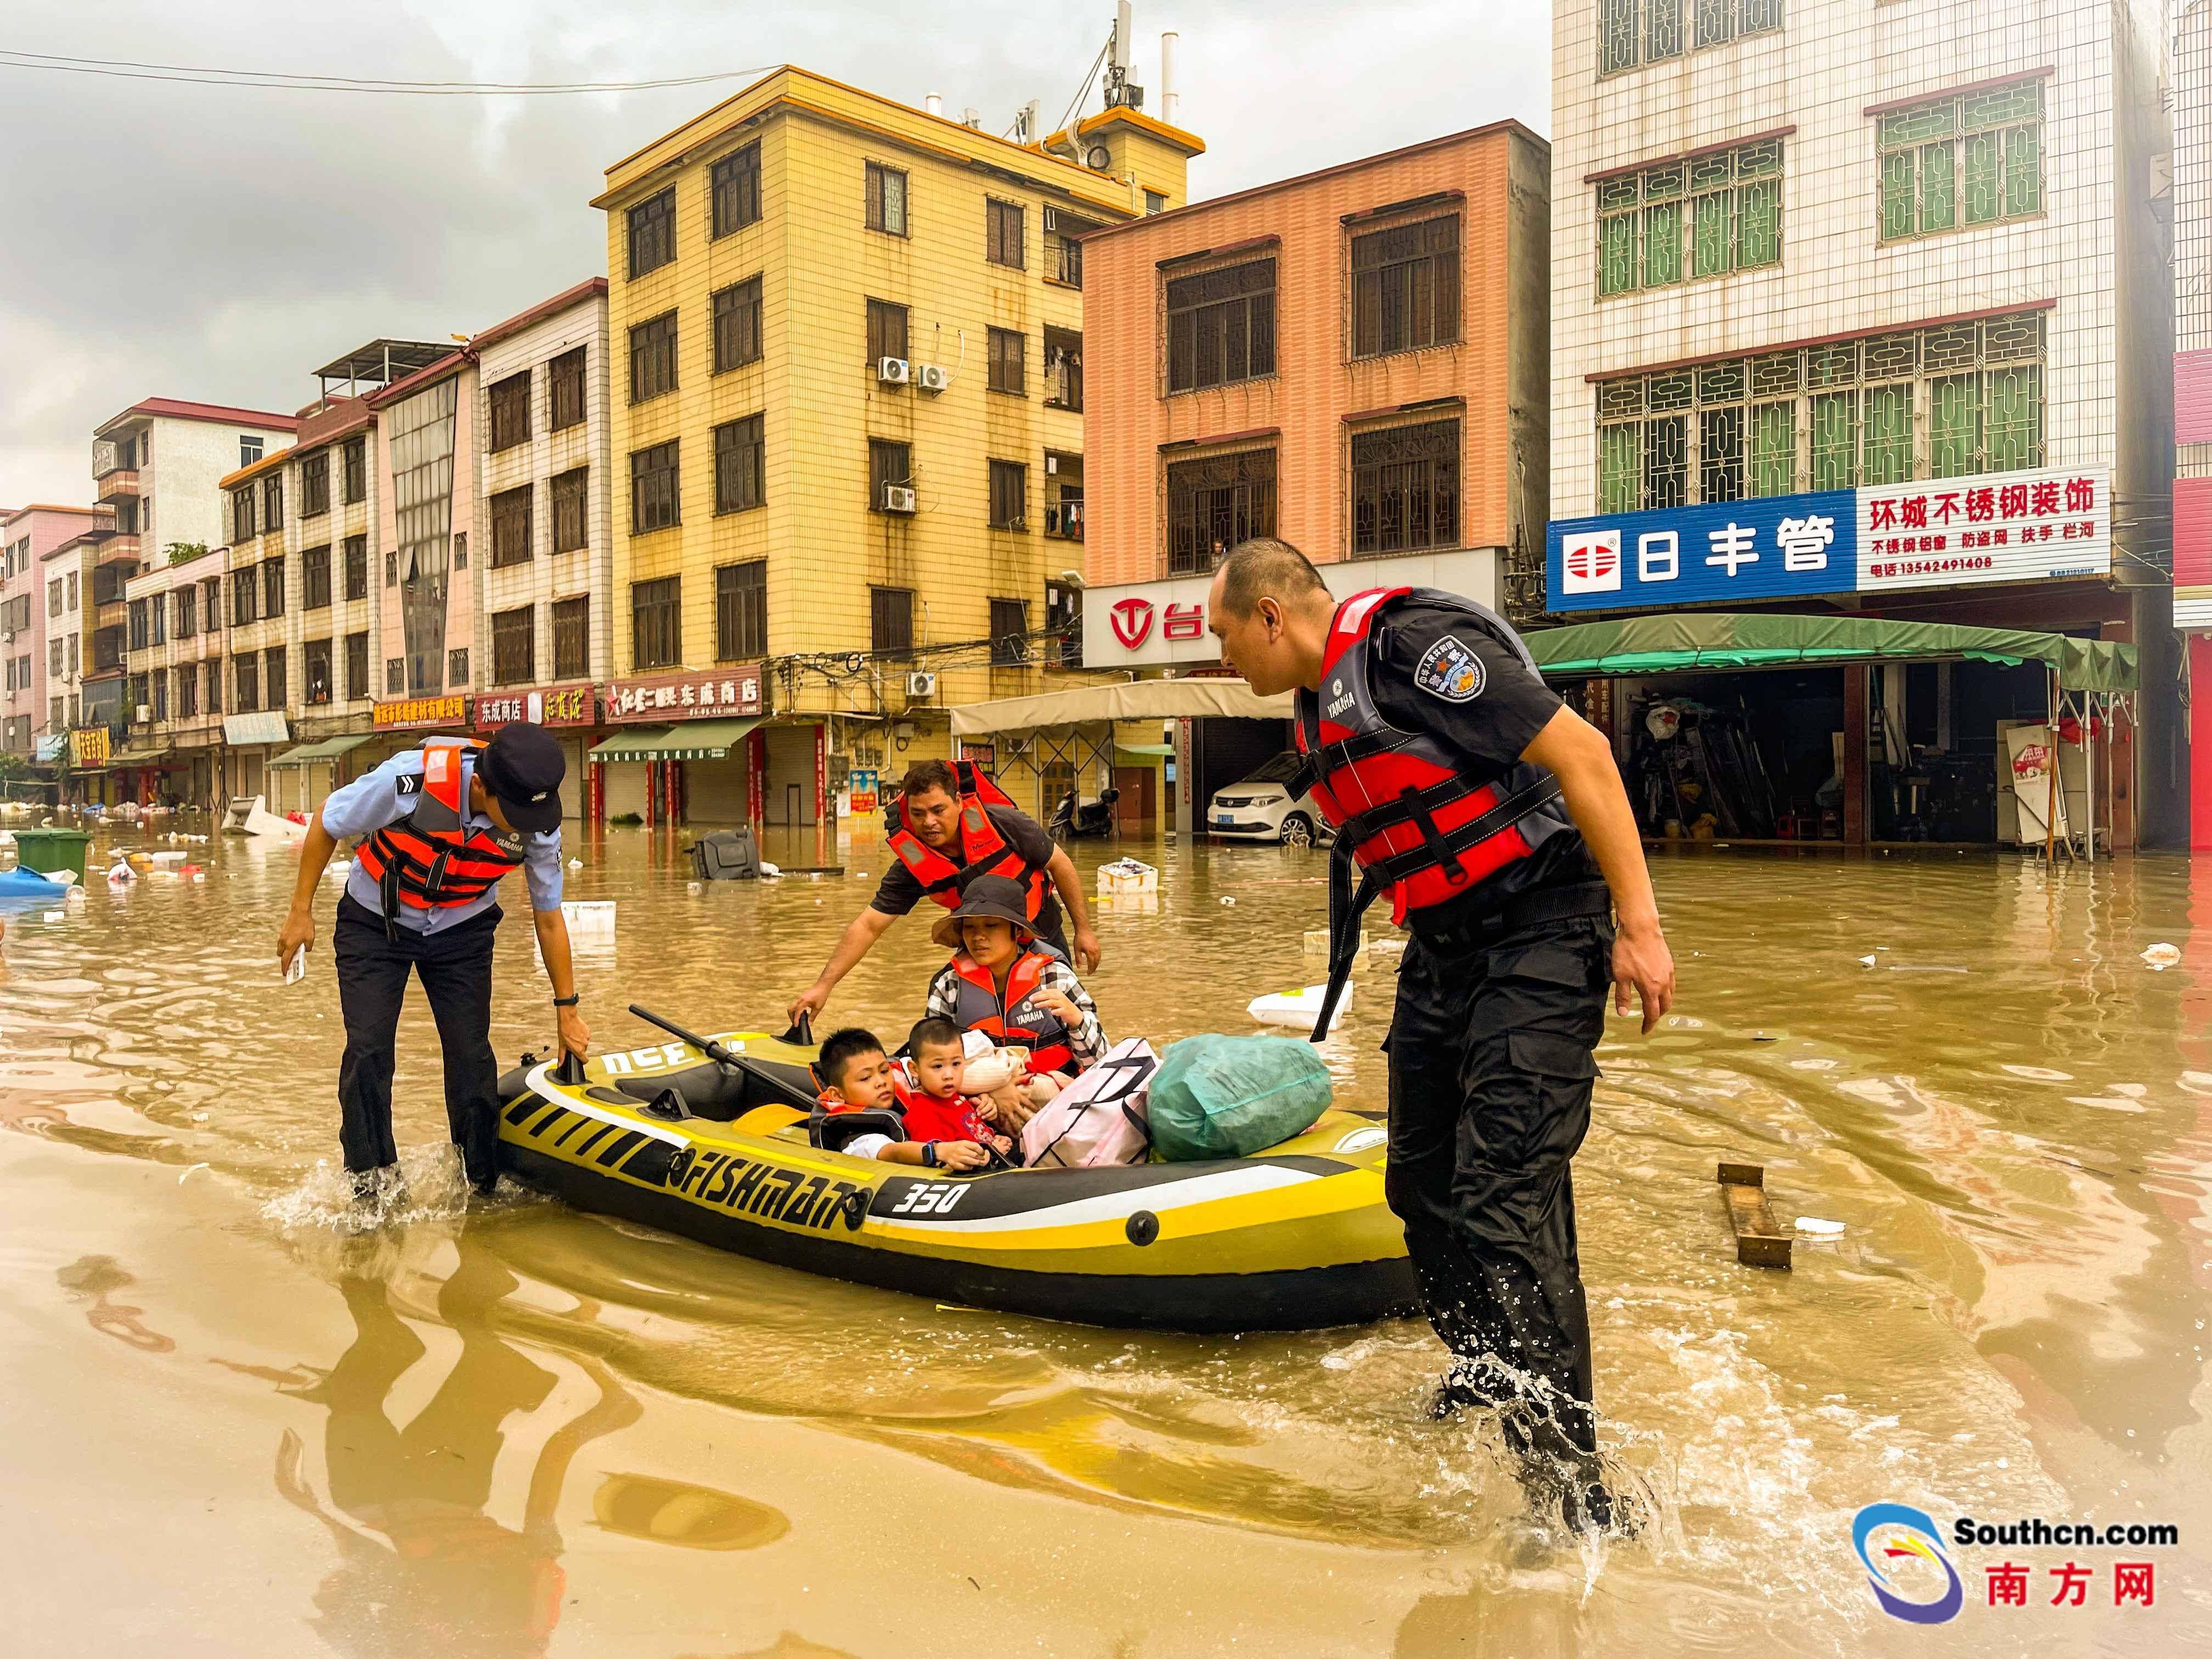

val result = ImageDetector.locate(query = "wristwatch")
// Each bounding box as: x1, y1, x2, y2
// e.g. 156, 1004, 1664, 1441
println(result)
921, 1141, 940, 1168
552, 994, 580, 1007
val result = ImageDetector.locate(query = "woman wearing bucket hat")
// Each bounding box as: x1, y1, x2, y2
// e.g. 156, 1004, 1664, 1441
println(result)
923, 874, 1106, 1086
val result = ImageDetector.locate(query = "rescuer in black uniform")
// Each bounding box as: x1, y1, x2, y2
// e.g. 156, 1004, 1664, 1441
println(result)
1208, 539, 1675, 1532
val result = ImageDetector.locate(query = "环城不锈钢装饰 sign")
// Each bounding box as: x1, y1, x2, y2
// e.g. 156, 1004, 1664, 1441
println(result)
1547, 466, 2109, 613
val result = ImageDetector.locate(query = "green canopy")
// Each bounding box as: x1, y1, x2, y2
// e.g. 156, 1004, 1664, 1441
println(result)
270, 733, 374, 767
1523, 613, 2136, 694
589, 717, 764, 764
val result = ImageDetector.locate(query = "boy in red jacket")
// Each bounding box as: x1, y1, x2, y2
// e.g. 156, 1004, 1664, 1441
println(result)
816, 1018, 1014, 1170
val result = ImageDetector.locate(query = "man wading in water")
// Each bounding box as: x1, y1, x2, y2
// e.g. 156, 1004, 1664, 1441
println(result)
1209, 539, 1674, 1533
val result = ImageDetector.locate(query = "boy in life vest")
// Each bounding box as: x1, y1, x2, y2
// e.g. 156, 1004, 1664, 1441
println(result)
922, 874, 1106, 1122
814, 1020, 1013, 1171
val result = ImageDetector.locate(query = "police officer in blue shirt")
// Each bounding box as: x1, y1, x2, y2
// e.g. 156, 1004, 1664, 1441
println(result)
276, 723, 589, 1195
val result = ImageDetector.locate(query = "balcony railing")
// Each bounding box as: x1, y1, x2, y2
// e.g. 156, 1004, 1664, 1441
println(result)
1045, 503, 1085, 541
94, 532, 142, 567
1050, 236, 1082, 287
97, 468, 140, 503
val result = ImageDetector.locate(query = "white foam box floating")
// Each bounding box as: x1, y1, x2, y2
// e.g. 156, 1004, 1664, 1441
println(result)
1097, 858, 1158, 895
150, 850, 187, 868
1248, 982, 1352, 1032
561, 900, 617, 935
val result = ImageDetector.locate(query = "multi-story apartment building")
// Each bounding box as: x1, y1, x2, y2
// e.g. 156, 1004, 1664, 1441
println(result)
1548, 0, 2176, 844
38, 518, 117, 798
215, 445, 300, 804
590, 66, 1199, 826
469, 279, 613, 817
2176, 0, 2212, 843
2, 505, 111, 759
1077, 121, 1551, 817
124, 546, 229, 805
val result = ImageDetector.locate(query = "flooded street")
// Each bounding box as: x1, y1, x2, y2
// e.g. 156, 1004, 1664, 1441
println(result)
5, 820, 2212, 1656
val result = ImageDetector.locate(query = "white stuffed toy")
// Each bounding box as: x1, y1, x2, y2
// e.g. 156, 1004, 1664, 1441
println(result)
958, 1042, 1071, 1116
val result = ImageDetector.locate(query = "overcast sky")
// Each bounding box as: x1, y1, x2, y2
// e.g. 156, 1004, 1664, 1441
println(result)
0, 1, 1548, 507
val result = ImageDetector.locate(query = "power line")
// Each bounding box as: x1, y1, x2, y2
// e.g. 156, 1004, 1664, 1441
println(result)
0, 49, 776, 96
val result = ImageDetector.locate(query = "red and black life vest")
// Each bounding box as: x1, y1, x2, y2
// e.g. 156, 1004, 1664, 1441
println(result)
1290, 586, 1573, 1037
820, 1067, 992, 1144
353, 737, 528, 927
943, 947, 1078, 1076
885, 760, 1051, 923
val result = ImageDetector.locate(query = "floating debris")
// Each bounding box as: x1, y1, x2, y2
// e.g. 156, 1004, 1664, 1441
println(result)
2142, 943, 2181, 969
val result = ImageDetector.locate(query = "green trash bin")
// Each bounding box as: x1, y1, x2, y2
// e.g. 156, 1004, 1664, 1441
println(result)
13, 827, 93, 879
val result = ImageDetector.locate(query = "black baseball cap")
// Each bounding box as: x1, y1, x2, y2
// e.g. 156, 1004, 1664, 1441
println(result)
478, 723, 566, 836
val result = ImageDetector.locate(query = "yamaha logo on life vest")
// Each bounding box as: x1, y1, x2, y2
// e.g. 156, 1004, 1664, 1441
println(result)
1324, 676, 1357, 720
1414, 635, 1486, 703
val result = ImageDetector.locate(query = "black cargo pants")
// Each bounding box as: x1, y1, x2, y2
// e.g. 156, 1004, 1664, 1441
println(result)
1384, 898, 1612, 1459
334, 893, 503, 1189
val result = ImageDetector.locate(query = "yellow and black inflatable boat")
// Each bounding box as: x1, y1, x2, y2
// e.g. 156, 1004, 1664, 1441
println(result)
494, 1024, 1417, 1333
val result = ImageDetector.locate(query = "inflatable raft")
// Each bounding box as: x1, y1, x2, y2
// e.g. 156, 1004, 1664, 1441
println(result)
495, 1023, 1417, 1333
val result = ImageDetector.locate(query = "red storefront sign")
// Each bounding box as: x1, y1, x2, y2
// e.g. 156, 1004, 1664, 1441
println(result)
474, 684, 597, 730
605, 665, 763, 723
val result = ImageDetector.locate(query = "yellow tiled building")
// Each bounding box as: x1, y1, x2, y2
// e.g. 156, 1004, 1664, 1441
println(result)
592, 66, 1201, 821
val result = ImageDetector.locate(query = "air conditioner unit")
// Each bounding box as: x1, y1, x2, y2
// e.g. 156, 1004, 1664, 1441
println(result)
134, 704, 151, 723
905, 671, 938, 699
914, 363, 950, 393
881, 484, 918, 514
877, 357, 910, 384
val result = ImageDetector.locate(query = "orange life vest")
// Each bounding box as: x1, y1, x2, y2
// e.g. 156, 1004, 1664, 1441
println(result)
884, 760, 1049, 921
352, 737, 527, 926
944, 947, 1077, 1076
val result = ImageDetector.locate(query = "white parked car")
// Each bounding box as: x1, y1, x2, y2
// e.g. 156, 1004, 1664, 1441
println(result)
1205, 752, 1332, 848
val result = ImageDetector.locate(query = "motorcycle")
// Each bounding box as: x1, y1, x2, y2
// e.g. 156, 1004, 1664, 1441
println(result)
1049, 786, 1121, 842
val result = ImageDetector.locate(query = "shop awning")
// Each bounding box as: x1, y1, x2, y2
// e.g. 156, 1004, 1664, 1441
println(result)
223, 712, 291, 746
270, 733, 374, 767
1116, 743, 1176, 758
108, 744, 173, 766
588, 717, 763, 764
1522, 613, 2138, 694
950, 678, 1293, 737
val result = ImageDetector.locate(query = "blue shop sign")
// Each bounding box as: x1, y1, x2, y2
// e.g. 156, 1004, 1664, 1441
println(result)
1547, 491, 1859, 613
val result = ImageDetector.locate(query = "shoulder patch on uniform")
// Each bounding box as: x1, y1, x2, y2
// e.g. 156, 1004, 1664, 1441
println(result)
1413, 635, 1486, 703
394, 771, 423, 798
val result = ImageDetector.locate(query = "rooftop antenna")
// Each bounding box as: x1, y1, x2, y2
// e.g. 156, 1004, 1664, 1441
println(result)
1103, 1, 1143, 110
1013, 98, 1040, 143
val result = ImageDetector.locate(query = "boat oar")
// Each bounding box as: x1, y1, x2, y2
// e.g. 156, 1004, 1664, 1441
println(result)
628, 1004, 820, 1111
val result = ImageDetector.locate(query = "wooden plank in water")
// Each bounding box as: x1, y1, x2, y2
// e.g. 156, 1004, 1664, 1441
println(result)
1717, 1161, 1792, 1271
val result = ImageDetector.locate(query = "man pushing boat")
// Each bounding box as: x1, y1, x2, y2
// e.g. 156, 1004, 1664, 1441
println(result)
1208, 539, 1674, 1533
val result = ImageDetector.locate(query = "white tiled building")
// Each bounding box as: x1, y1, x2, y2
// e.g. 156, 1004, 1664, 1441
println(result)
1549, 0, 2180, 838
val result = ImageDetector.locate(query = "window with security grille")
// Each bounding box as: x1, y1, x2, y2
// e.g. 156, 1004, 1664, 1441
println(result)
1351, 215, 1460, 357
630, 441, 680, 534
128, 600, 148, 651
866, 162, 908, 235
989, 597, 1028, 665
302, 452, 330, 516
492, 606, 535, 684
629, 311, 679, 404
448, 647, 469, 688
346, 631, 369, 700
716, 560, 766, 660
263, 474, 284, 529
490, 485, 534, 567
627, 187, 675, 278
302, 544, 331, 610
179, 665, 199, 718
714, 415, 764, 515
201, 576, 219, 630
989, 460, 1027, 530
552, 596, 589, 679
266, 646, 287, 708
712, 142, 761, 238
1167, 448, 1277, 574
868, 438, 911, 509
631, 576, 681, 668
1167, 258, 1276, 392
152, 670, 168, 721
345, 534, 368, 600
548, 347, 587, 431
232, 486, 256, 543
1351, 421, 1460, 555
551, 468, 588, 552
489, 371, 531, 452
1598, 140, 1781, 298
987, 199, 1025, 267
304, 638, 332, 705
1593, 310, 2045, 510
987, 328, 1025, 394
1878, 79, 2043, 242
713, 276, 763, 372
1599, 0, 1779, 75
262, 556, 286, 618
866, 298, 908, 366
175, 584, 196, 638
870, 585, 913, 654
234, 653, 257, 712
385, 657, 403, 695
342, 436, 366, 503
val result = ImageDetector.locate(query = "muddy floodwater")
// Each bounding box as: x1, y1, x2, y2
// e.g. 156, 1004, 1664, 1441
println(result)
4, 819, 2211, 1657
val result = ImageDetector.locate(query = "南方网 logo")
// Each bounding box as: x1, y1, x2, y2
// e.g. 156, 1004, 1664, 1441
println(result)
1854, 1503, 1964, 1624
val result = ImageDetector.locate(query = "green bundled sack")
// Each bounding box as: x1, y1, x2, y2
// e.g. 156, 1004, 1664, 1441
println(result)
1148, 1035, 1334, 1161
